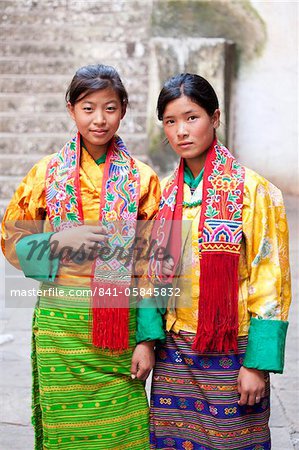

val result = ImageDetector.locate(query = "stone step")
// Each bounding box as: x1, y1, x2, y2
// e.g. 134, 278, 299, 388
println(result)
0, 75, 148, 95
0, 133, 148, 156
1, 24, 148, 42
0, 41, 147, 61
0, 176, 22, 199
0, 0, 138, 14
0, 154, 46, 177
0, 0, 119, 7
0, 58, 148, 76
0, 94, 65, 113
0, 139, 150, 198
0, 76, 69, 94
0, 112, 147, 134
0, 115, 74, 134
0, 92, 148, 113
1, 2, 144, 26
0, 41, 128, 59
0, 133, 69, 155
0, 145, 150, 194
0, 199, 11, 221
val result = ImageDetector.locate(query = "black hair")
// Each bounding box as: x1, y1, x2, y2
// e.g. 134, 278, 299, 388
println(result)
65, 64, 128, 112
157, 73, 219, 120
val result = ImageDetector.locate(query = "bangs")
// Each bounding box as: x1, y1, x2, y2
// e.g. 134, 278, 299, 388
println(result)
74, 79, 112, 103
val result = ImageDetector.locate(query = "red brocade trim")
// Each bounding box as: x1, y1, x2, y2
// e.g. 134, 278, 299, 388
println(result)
46, 133, 140, 351
149, 138, 245, 353
201, 242, 241, 254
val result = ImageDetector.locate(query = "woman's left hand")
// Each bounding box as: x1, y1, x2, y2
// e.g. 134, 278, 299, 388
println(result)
237, 366, 266, 406
162, 256, 174, 277
130, 341, 155, 381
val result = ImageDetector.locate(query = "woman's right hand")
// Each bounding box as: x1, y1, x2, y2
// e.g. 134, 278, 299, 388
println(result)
237, 366, 266, 406
49, 225, 108, 257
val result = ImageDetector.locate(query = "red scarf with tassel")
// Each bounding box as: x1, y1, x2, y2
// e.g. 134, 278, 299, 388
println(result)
149, 138, 245, 353
46, 132, 140, 351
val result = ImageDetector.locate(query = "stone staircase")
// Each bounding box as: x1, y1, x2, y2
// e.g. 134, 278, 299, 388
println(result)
0, 0, 152, 217
0, 0, 235, 220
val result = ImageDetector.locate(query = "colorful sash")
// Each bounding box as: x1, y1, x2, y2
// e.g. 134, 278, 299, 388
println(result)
149, 138, 245, 353
46, 132, 140, 350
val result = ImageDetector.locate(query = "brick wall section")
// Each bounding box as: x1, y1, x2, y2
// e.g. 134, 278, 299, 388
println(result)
0, 0, 153, 216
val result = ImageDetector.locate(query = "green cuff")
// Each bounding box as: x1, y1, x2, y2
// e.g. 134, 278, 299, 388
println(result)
136, 297, 166, 344
156, 283, 172, 315
243, 317, 289, 374
16, 232, 60, 282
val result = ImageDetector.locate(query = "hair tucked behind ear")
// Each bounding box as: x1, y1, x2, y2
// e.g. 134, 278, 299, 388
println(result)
157, 73, 219, 120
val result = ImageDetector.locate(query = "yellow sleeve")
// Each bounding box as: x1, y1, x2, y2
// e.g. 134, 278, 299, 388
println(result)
243, 168, 291, 321
136, 159, 161, 220
133, 160, 161, 284
132, 161, 166, 343
1, 155, 51, 269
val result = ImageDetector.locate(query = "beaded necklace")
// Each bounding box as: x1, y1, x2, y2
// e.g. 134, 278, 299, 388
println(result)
182, 198, 202, 208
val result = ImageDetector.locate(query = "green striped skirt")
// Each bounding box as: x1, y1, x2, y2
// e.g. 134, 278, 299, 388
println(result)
31, 282, 149, 449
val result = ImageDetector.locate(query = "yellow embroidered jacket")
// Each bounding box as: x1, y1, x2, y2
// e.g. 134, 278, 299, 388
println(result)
137, 166, 291, 373
164, 167, 291, 336
1, 148, 161, 286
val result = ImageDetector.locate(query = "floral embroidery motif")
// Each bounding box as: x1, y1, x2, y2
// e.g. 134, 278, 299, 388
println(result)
159, 397, 172, 405
46, 133, 140, 349
257, 183, 269, 198
194, 400, 204, 411
149, 141, 245, 284
46, 134, 140, 250
209, 405, 218, 416
163, 438, 175, 447
184, 357, 194, 366
105, 210, 118, 222
219, 357, 233, 368
154, 375, 236, 390
224, 406, 237, 416
159, 170, 179, 213
258, 299, 281, 319
182, 441, 194, 450
199, 357, 212, 368
211, 174, 239, 193
158, 349, 167, 360
155, 420, 268, 439
46, 136, 82, 229
252, 237, 272, 265
204, 145, 244, 224
174, 351, 182, 363
178, 398, 189, 409
268, 182, 283, 206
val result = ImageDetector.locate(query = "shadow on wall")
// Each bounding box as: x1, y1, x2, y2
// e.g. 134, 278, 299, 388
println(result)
148, 0, 267, 176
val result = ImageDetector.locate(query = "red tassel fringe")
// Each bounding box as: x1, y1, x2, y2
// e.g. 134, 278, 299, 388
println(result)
192, 252, 239, 353
91, 281, 129, 351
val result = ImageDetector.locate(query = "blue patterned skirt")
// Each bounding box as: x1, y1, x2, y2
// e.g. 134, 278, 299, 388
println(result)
150, 331, 271, 450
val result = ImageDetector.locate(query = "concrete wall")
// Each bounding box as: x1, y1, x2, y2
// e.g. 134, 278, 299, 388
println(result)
233, 1, 298, 195
150, 0, 298, 194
